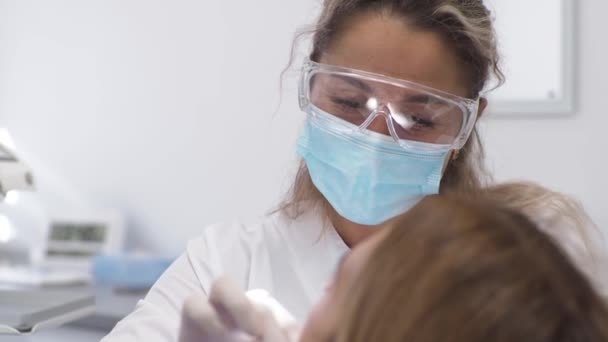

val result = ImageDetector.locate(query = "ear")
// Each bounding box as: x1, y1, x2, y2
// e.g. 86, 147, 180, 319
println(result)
477, 97, 488, 120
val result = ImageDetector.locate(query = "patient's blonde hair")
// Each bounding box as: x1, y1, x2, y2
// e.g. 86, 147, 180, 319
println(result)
474, 181, 606, 297
336, 195, 608, 342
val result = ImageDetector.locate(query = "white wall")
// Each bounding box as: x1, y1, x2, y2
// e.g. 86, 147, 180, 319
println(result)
481, 1, 608, 247
0, 1, 606, 256
0, 0, 318, 254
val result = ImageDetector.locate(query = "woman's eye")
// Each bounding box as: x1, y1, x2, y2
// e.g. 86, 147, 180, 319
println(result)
330, 97, 362, 109
411, 116, 435, 128
394, 112, 436, 130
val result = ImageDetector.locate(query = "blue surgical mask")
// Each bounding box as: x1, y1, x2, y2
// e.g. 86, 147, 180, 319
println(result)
296, 107, 448, 226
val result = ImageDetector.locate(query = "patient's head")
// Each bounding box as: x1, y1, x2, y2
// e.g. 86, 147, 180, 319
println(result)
300, 195, 608, 342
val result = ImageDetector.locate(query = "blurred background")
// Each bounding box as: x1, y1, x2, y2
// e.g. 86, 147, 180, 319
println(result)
0, 0, 606, 340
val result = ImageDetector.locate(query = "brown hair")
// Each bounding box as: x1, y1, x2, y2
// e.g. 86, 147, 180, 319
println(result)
478, 181, 606, 292
334, 195, 608, 342
279, 0, 503, 217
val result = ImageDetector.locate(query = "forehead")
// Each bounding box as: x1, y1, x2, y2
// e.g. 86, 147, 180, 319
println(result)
320, 12, 469, 98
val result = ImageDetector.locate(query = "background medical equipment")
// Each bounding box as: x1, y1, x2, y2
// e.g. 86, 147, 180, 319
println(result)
92, 254, 173, 289
0, 138, 46, 272
45, 209, 126, 266
0, 208, 126, 287
0, 142, 34, 199
0, 140, 99, 335
0, 288, 95, 334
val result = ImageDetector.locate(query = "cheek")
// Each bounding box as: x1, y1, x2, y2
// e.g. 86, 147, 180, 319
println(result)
299, 292, 338, 342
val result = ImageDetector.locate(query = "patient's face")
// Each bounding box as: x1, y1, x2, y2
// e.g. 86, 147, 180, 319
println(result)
299, 229, 388, 342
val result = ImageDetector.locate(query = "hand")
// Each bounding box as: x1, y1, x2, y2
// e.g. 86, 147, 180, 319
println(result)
179, 276, 299, 342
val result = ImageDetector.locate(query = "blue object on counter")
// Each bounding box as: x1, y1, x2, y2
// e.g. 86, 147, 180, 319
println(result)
92, 254, 174, 289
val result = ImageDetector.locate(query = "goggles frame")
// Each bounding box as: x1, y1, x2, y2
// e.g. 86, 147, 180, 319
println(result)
298, 58, 480, 151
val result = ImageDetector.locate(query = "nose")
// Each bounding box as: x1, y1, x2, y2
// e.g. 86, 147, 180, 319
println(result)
364, 113, 391, 136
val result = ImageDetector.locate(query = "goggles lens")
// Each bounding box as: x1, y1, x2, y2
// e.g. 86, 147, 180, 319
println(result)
302, 61, 478, 147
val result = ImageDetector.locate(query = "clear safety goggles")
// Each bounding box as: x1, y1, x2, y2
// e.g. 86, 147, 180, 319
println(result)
298, 59, 480, 151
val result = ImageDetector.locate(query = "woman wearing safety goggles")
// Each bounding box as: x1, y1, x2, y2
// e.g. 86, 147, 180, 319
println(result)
102, 1, 605, 341
296, 59, 481, 225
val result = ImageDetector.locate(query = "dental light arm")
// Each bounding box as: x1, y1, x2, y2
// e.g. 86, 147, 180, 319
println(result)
0, 143, 35, 200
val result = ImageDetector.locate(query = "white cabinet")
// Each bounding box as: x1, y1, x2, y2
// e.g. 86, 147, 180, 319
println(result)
485, 0, 575, 115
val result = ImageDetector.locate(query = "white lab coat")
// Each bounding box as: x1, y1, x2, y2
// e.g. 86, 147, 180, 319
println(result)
101, 208, 348, 342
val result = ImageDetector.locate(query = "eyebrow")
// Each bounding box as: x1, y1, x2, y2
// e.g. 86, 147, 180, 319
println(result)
330, 74, 441, 105
405, 94, 436, 104
330, 74, 372, 93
